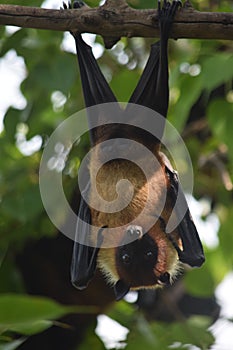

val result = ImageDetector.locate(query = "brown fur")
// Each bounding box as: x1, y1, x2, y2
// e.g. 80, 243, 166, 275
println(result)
88, 146, 181, 289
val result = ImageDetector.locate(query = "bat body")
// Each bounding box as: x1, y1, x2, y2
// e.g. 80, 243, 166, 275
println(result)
65, 0, 205, 300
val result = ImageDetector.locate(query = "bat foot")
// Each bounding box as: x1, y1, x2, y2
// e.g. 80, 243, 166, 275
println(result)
158, 0, 182, 16
61, 1, 72, 10
61, 1, 87, 10
158, 0, 181, 40
73, 1, 86, 9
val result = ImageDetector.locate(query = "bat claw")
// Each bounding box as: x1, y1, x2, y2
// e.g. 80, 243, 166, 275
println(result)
61, 0, 86, 10
61, 1, 71, 10
173, 0, 182, 8
74, 0, 86, 8
158, 0, 182, 14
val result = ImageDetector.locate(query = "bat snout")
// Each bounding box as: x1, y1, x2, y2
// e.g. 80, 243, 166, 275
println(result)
157, 272, 171, 286
126, 225, 143, 240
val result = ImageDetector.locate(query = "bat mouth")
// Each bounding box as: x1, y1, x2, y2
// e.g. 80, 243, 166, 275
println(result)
114, 271, 171, 300
128, 271, 170, 289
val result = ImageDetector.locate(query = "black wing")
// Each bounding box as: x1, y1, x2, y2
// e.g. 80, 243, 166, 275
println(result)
72, 33, 120, 146
165, 166, 205, 267
128, 1, 180, 118
71, 195, 98, 289
73, 34, 117, 108
125, 0, 181, 148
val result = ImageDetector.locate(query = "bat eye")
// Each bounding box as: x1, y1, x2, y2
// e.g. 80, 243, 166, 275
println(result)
121, 253, 131, 265
145, 251, 154, 260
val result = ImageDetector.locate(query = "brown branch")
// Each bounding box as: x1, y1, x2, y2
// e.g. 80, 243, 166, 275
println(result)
0, 1, 232, 46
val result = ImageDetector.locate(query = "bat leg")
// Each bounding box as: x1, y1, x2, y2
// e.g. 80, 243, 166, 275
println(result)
62, 1, 87, 10
73, 1, 86, 8
128, 0, 181, 138
61, 1, 71, 10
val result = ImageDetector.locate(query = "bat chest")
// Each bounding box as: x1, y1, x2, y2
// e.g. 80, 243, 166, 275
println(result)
89, 157, 167, 229
89, 160, 147, 226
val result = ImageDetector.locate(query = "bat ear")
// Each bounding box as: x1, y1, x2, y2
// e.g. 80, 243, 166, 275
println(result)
114, 280, 130, 301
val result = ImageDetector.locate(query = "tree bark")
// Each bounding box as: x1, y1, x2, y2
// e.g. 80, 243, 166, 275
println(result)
0, 1, 233, 47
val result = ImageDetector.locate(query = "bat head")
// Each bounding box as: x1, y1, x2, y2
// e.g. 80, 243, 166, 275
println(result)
114, 225, 174, 300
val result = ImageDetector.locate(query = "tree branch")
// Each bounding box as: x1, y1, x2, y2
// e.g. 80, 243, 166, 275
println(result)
0, 1, 232, 47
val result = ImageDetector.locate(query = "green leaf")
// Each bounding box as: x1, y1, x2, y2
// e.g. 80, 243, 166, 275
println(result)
0, 244, 8, 270
0, 338, 26, 350
184, 263, 216, 297
126, 317, 214, 350
0, 294, 67, 326
169, 74, 203, 132
218, 207, 233, 266
0, 29, 28, 58
1, 185, 43, 222
201, 54, 233, 91
0, 294, 97, 336
3, 108, 20, 143
207, 98, 233, 159
111, 70, 140, 102
79, 325, 106, 350
9, 320, 53, 336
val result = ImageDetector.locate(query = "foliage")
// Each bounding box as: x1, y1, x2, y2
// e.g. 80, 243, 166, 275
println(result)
0, 0, 233, 349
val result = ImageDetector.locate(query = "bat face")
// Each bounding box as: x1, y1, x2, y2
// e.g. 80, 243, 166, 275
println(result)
116, 225, 173, 287
97, 220, 181, 300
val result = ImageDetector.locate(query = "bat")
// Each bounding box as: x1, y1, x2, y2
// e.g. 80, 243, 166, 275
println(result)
64, 0, 205, 301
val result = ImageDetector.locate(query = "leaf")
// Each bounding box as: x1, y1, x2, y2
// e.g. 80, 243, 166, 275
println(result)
201, 54, 233, 91
0, 294, 97, 336
26, 52, 76, 95
0, 294, 67, 326
3, 108, 20, 143
0, 244, 8, 270
1, 185, 43, 222
0, 29, 28, 58
111, 70, 140, 102
126, 318, 214, 350
79, 325, 106, 350
218, 207, 233, 266
127, 0, 155, 9
169, 74, 203, 132
9, 320, 53, 336
184, 263, 216, 297
0, 338, 26, 350
207, 98, 233, 159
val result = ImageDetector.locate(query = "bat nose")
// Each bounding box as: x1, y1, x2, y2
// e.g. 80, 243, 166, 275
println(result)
158, 272, 170, 286
126, 225, 143, 240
